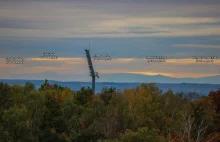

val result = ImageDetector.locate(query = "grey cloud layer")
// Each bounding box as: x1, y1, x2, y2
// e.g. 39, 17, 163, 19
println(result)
1, 0, 220, 38
0, 0, 220, 80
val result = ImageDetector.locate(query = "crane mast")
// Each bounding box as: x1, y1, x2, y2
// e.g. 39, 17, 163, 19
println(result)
85, 49, 99, 93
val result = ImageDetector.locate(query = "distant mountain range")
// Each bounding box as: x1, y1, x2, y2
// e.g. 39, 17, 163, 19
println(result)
99, 73, 220, 84
0, 79, 220, 96
0, 71, 219, 84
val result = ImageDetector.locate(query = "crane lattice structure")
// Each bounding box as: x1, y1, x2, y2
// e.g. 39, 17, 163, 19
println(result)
85, 49, 99, 94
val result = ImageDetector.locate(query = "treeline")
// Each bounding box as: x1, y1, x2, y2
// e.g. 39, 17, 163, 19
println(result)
0, 80, 220, 142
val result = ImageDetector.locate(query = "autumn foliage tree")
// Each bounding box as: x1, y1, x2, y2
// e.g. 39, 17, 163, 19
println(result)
208, 89, 220, 132
0, 80, 219, 142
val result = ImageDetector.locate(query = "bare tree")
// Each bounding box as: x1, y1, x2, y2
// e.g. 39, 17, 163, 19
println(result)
194, 117, 209, 142
177, 111, 195, 142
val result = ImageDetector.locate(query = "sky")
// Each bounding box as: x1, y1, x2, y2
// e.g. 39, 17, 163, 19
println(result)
0, 0, 220, 81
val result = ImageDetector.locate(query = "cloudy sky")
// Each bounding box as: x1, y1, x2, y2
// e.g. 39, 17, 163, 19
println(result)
0, 0, 220, 81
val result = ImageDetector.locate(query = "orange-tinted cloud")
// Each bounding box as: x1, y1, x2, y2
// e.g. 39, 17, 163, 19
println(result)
0, 57, 219, 78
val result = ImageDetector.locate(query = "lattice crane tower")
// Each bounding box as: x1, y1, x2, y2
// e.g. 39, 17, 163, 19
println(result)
85, 48, 99, 93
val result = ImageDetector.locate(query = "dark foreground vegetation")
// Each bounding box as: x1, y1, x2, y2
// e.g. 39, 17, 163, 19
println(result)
0, 80, 220, 142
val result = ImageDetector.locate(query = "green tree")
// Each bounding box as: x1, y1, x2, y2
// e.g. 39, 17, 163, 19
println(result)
100, 87, 116, 106
120, 127, 160, 142
75, 87, 93, 106
2, 105, 36, 142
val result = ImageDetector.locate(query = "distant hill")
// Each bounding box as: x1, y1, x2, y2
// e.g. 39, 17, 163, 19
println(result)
0, 71, 219, 84
0, 79, 219, 96
99, 73, 220, 84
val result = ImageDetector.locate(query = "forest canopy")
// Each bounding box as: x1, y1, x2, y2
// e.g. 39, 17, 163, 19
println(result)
0, 80, 220, 142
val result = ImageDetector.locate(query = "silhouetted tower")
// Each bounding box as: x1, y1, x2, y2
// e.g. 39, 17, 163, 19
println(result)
85, 48, 99, 93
